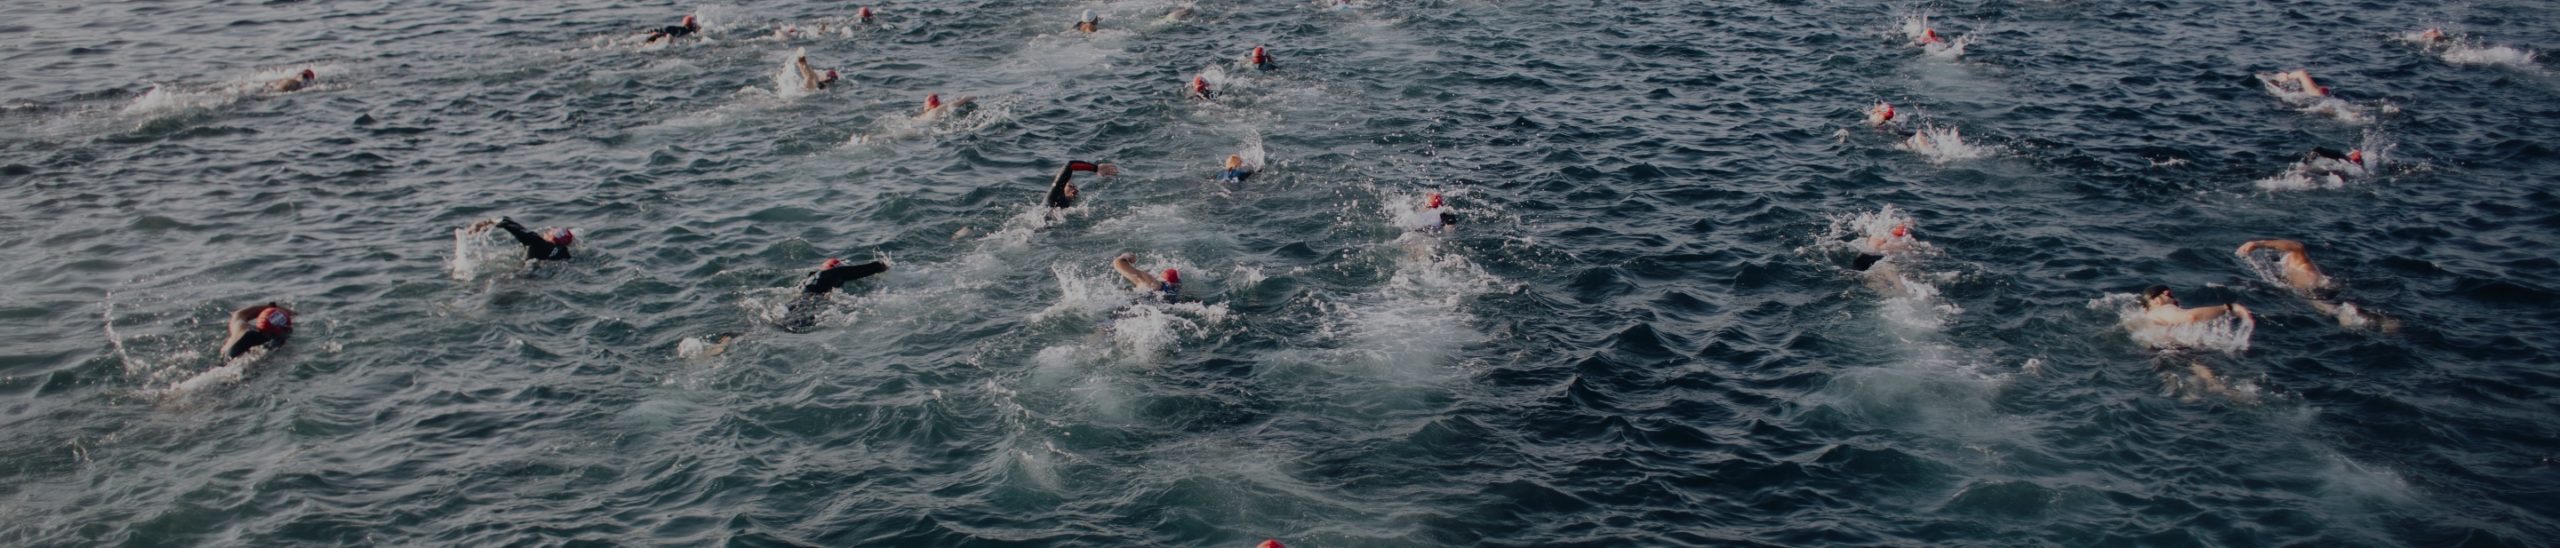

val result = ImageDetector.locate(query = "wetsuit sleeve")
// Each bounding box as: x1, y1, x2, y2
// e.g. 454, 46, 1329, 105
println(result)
224, 331, 272, 358
495, 220, 566, 260
496, 220, 545, 247
1047, 161, 1099, 208
800, 261, 889, 295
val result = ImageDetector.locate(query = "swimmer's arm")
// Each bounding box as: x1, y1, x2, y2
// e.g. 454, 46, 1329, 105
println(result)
493, 218, 547, 247
221, 330, 267, 358
1111, 253, 1160, 292
795, 57, 820, 88
818, 262, 889, 287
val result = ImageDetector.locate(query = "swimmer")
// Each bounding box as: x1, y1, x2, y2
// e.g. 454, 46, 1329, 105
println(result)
1258, 541, 1284, 548
1415, 192, 1458, 233
794, 54, 841, 91
778, 258, 890, 329
2415, 27, 2448, 47
268, 69, 316, 93
2234, 239, 2330, 297
2301, 147, 2368, 175
1249, 46, 1274, 70
1214, 154, 1256, 183
2237, 238, 2393, 330
858, 6, 875, 23
919, 93, 976, 117
2139, 285, 2254, 328
1851, 223, 1915, 272
1111, 252, 1182, 303
644, 14, 703, 45
469, 216, 575, 261
1866, 102, 1898, 127
1917, 28, 1945, 46
221, 302, 295, 358
1075, 10, 1100, 33
1167, 2, 1197, 21
1045, 160, 1121, 209
1189, 75, 1214, 100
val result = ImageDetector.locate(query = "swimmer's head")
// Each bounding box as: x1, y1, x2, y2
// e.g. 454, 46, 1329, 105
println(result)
2142, 285, 2176, 307
545, 227, 575, 247
1874, 102, 1895, 121
1191, 75, 1209, 93
821, 258, 844, 270
925, 93, 942, 109
2420, 28, 2444, 42
254, 307, 293, 336
1426, 193, 1444, 209
1892, 224, 1910, 238
823, 69, 840, 84
2346, 149, 2364, 166
1258, 541, 1284, 548
1081, 9, 1098, 24
1251, 46, 1269, 65
1922, 29, 1942, 43
1161, 268, 1180, 284
858, 6, 875, 20
299, 69, 316, 82
1225, 154, 1244, 169
682, 14, 699, 29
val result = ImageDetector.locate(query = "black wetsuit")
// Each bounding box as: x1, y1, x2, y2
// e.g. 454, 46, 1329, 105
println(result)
223, 305, 289, 358
800, 261, 889, 295
1046, 161, 1103, 209
2306, 147, 2350, 162
1153, 282, 1182, 304
1852, 253, 1886, 271
224, 330, 280, 358
1215, 167, 1253, 183
495, 219, 571, 261
652, 24, 699, 40
778, 261, 889, 330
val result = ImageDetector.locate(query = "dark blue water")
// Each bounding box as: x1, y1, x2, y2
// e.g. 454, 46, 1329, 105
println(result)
4, 0, 2558, 545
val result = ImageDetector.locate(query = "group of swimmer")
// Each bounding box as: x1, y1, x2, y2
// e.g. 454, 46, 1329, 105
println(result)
210, 5, 1443, 371
1839, 19, 2496, 400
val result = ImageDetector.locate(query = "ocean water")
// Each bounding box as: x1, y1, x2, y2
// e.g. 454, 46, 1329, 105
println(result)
5, 0, 2559, 546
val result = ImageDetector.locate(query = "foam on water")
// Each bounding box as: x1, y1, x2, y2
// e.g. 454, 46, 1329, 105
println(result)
2442, 45, 2540, 69
1898, 125, 1997, 163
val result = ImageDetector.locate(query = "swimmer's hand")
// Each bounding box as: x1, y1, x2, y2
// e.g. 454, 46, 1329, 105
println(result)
1097, 164, 1120, 177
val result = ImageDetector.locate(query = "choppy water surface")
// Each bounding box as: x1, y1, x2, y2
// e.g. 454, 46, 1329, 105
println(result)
5, 0, 2559, 545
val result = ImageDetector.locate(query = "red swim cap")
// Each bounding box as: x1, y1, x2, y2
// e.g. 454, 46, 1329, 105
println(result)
1162, 269, 1180, 283
2346, 149, 2364, 165
1257, 541, 1284, 548
255, 307, 293, 335
1251, 46, 1268, 64
858, 7, 874, 18
1192, 76, 1208, 91
1878, 103, 1895, 121
1426, 193, 1444, 209
926, 94, 941, 109
547, 227, 575, 246
300, 69, 316, 81
821, 258, 844, 270
1892, 224, 1909, 238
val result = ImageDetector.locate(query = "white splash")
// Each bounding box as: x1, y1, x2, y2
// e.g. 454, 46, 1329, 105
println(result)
449, 225, 525, 281
2442, 45, 2539, 69
1898, 125, 1996, 164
